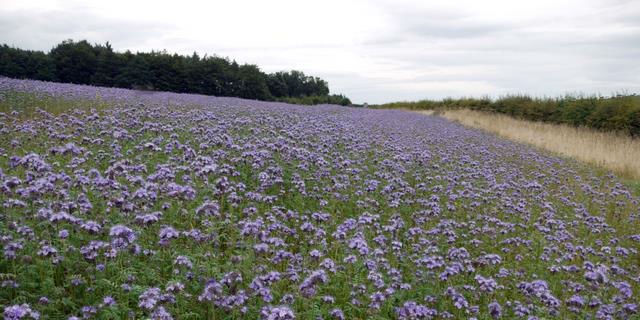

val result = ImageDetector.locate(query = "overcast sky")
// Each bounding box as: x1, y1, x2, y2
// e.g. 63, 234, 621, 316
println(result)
1, 0, 639, 103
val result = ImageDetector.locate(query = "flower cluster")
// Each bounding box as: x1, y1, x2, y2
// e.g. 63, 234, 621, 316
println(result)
1, 77, 639, 319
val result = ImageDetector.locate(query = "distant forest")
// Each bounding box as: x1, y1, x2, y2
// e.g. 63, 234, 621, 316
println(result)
0, 40, 351, 105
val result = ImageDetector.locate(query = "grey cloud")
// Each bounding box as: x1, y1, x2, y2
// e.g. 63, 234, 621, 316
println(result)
0, 0, 638, 104
0, 8, 174, 51
402, 16, 509, 40
381, 4, 517, 40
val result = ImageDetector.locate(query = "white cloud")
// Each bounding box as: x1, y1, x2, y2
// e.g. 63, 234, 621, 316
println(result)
1, 0, 639, 103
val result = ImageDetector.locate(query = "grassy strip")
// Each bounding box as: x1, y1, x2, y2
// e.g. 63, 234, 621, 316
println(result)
433, 108, 640, 188
375, 94, 640, 136
0, 91, 113, 118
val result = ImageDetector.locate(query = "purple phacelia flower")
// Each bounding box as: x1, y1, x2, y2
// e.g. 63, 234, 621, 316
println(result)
109, 225, 136, 249
475, 275, 498, 293
3, 303, 40, 319
396, 301, 437, 319
299, 269, 328, 298
150, 306, 173, 320
195, 201, 220, 217
159, 226, 180, 245
102, 296, 116, 307
58, 229, 69, 239
488, 301, 502, 319
260, 306, 295, 320
80, 221, 102, 234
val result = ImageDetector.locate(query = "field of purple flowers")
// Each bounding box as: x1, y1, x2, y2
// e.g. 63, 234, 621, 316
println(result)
1, 77, 639, 319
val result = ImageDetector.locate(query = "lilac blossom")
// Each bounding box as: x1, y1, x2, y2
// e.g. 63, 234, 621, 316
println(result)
3, 304, 40, 319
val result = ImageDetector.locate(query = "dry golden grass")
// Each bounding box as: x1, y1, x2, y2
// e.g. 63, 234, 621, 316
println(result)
428, 109, 640, 179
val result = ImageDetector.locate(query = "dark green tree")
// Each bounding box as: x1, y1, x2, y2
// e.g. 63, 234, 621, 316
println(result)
115, 52, 153, 89
0, 39, 349, 105
50, 40, 97, 84
91, 42, 121, 86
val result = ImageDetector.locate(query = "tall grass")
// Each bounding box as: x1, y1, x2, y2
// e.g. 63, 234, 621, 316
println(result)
375, 94, 640, 136
437, 108, 640, 180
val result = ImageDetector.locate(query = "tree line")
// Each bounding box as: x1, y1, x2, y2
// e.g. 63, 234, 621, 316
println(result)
0, 40, 351, 105
376, 94, 640, 136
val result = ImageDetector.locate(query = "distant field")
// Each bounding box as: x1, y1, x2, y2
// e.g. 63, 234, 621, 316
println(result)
1, 78, 640, 319
435, 109, 640, 181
